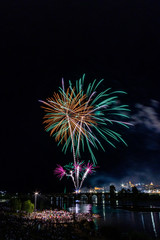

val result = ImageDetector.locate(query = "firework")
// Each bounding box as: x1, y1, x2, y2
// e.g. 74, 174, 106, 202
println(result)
40, 74, 131, 190
39, 75, 131, 164
54, 161, 96, 190
54, 165, 66, 179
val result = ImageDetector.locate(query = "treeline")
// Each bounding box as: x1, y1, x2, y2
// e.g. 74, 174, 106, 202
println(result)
110, 185, 160, 200
10, 198, 34, 213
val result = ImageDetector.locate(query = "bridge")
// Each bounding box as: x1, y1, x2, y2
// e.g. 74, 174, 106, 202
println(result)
50, 192, 111, 204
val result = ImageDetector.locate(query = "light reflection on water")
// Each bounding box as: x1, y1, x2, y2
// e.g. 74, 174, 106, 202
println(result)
54, 199, 160, 238
69, 203, 92, 214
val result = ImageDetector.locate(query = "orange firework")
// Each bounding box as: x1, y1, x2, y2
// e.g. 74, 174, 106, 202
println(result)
40, 87, 96, 145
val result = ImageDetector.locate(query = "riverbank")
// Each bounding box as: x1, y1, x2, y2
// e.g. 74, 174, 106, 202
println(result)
1, 204, 160, 240
1, 211, 159, 240
0, 208, 101, 240
117, 206, 160, 212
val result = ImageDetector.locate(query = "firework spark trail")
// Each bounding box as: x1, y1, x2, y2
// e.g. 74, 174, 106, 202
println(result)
107, 120, 133, 126
77, 118, 83, 158
74, 162, 82, 189
84, 91, 96, 111
67, 115, 76, 166
79, 163, 96, 189
70, 171, 76, 189
65, 170, 76, 189
77, 166, 79, 188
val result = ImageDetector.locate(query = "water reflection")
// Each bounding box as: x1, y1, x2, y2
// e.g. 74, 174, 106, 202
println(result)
102, 200, 106, 221
151, 211, 157, 238
51, 198, 160, 238
80, 194, 88, 203
69, 203, 92, 213
141, 213, 145, 231
92, 195, 97, 204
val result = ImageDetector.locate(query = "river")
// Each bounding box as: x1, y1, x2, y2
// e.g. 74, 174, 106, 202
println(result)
53, 198, 160, 238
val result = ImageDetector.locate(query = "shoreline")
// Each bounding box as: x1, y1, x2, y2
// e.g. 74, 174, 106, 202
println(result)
1, 206, 159, 240
0, 209, 99, 240
116, 206, 160, 212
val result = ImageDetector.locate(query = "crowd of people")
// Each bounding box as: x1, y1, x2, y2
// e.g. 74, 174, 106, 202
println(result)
0, 206, 98, 240
28, 209, 94, 223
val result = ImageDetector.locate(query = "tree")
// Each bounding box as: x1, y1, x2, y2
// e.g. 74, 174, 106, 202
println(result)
110, 185, 116, 199
132, 186, 139, 195
118, 188, 127, 198
10, 198, 22, 212
39, 199, 45, 211
22, 200, 34, 213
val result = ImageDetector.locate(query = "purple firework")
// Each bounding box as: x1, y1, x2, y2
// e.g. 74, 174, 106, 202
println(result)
54, 165, 66, 179
84, 162, 96, 174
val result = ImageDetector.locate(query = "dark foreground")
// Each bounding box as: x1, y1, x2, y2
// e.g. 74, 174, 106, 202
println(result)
0, 206, 160, 240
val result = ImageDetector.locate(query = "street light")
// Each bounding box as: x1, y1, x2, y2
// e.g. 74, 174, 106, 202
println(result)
34, 192, 38, 211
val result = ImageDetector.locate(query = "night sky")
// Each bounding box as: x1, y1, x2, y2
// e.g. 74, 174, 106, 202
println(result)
1, 0, 160, 193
